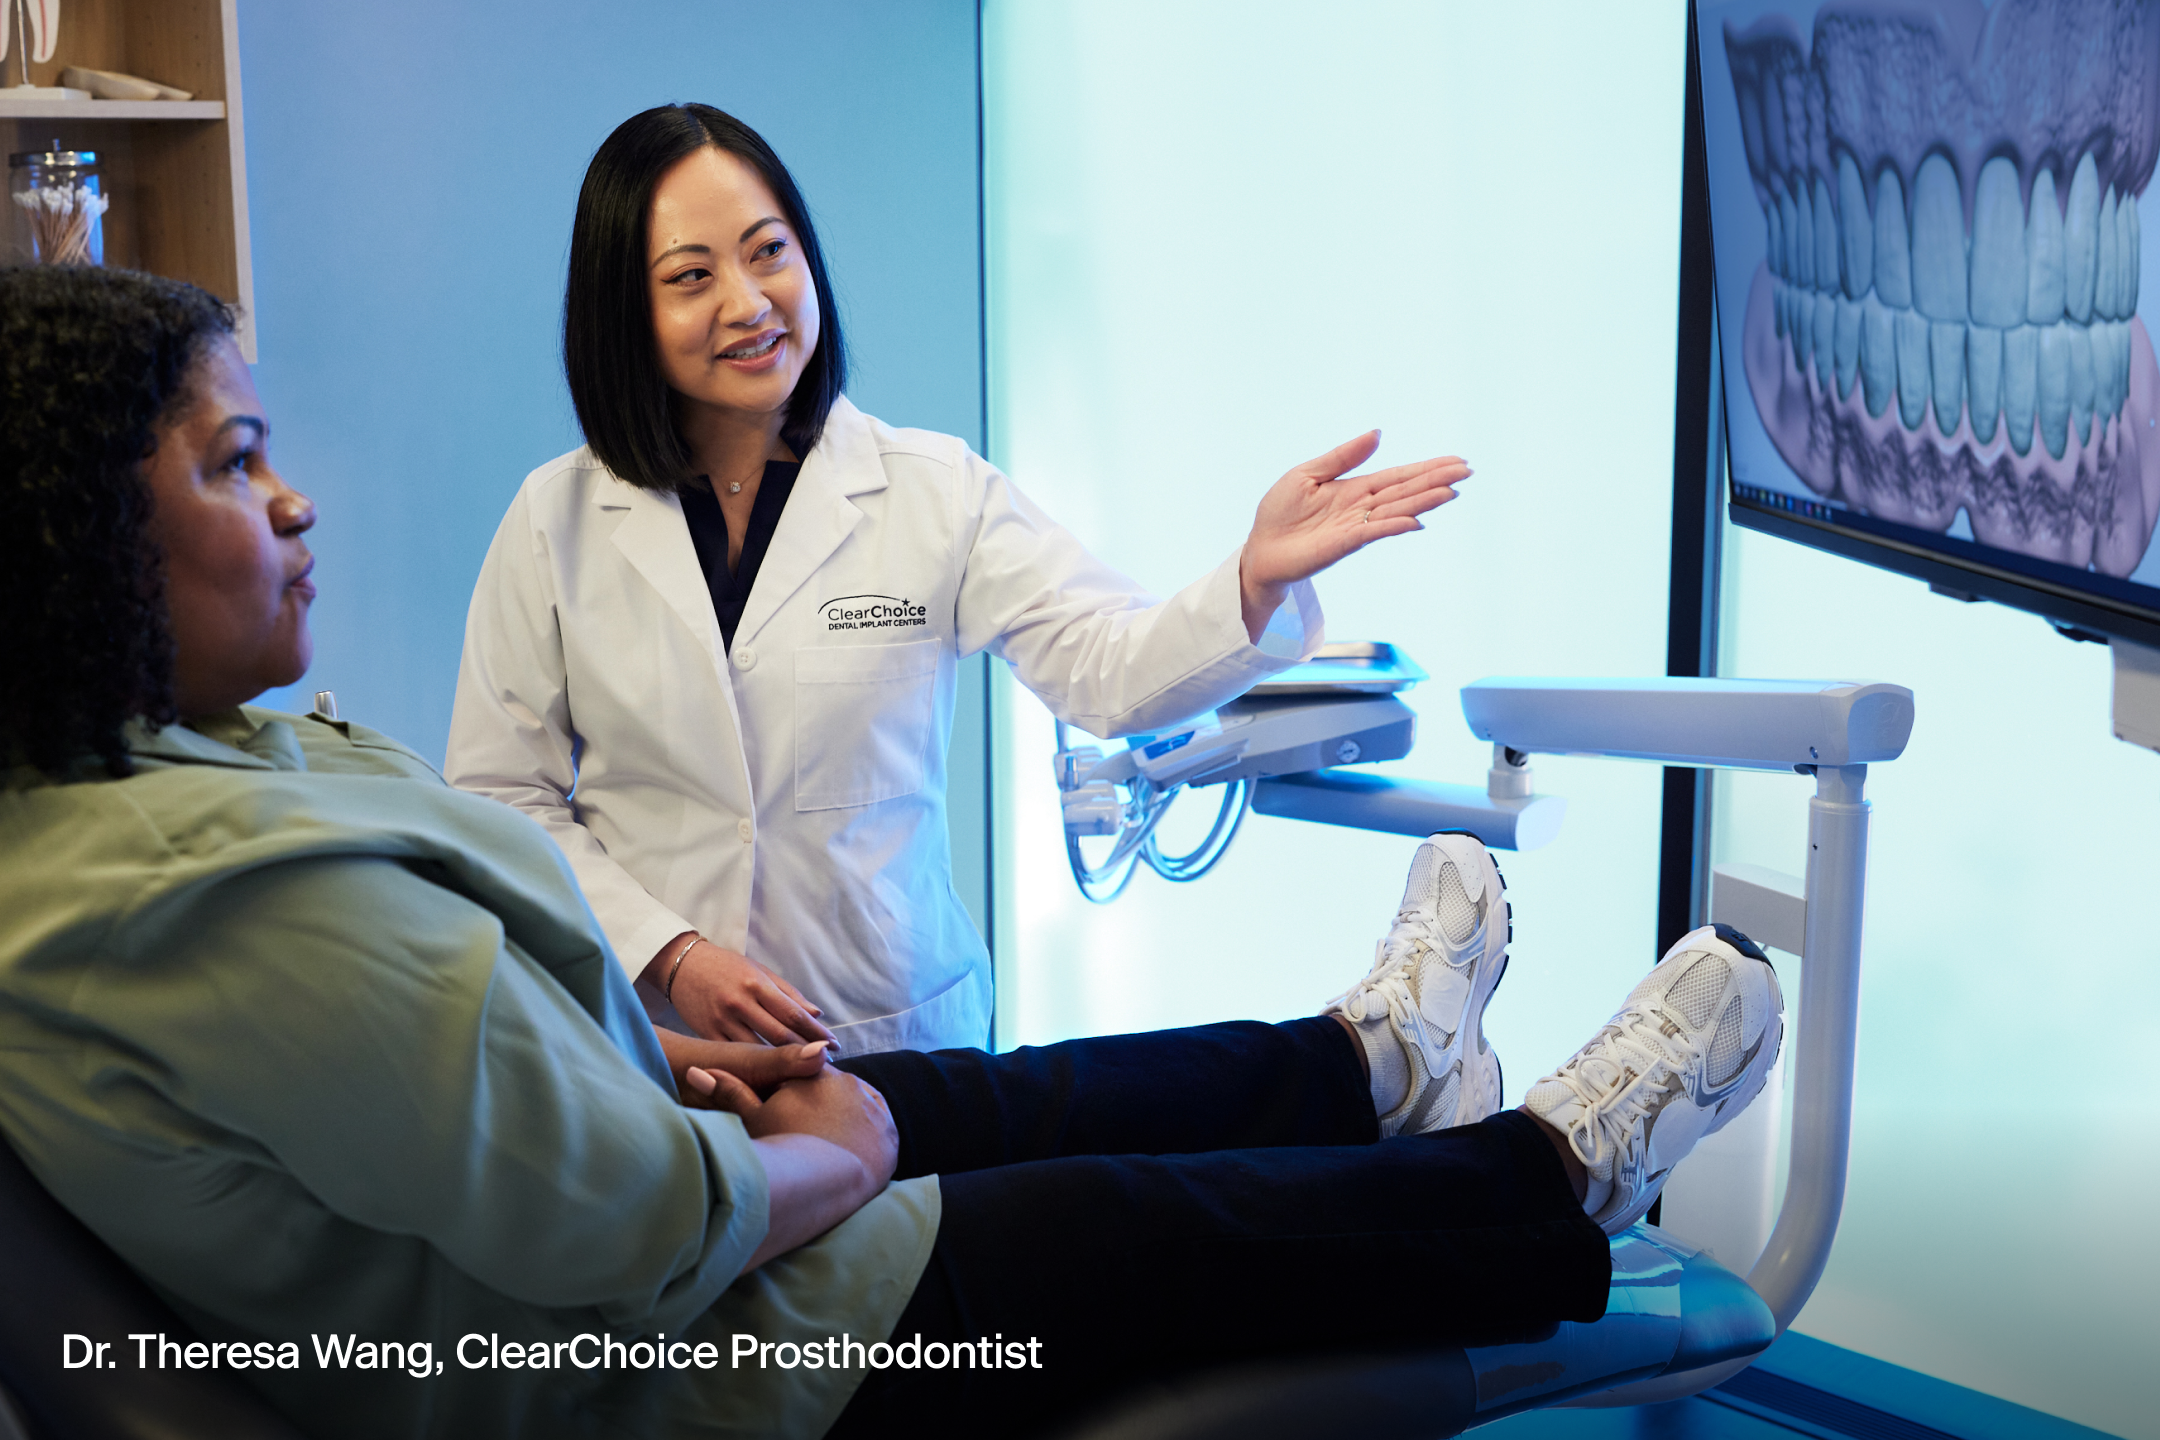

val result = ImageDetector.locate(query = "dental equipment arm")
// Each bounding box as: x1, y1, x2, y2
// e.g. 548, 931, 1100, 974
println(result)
1458, 675, 1915, 1406
1459, 676, 1915, 770
1047, 664, 1914, 1409
1251, 768, 1565, 852
1055, 669, 1437, 902
2113, 637, 2160, 752
1054, 645, 1572, 898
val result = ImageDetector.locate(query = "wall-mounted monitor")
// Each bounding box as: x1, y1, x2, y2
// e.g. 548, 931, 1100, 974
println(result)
1694, 0, 2160, 648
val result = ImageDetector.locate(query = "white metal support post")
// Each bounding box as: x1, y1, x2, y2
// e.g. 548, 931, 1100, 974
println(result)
1580, 760, 1872, 1405
1751, 762, 1867, 1326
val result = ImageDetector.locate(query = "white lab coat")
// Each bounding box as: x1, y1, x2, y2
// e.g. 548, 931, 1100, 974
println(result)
447, 397, 1324, 1054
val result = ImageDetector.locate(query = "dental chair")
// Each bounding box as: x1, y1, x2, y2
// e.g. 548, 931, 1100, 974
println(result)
1058, 668, 1914, 1438
1, 670, 1907, 1440
0, 1131, 306, 1440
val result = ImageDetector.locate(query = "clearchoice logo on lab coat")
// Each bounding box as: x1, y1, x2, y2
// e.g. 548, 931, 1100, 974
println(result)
818, 595, 930, 632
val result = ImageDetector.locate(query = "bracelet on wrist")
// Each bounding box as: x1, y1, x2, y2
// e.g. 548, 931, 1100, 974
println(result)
662, 935, 699, 1003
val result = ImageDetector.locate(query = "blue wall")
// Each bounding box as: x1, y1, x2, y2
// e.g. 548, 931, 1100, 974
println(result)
237, 0, 984, 764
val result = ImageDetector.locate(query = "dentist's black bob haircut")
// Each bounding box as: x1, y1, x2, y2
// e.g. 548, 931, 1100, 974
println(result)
563, 103, 847, 492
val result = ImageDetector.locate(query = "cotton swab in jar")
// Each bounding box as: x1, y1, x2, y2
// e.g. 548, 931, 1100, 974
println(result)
12, 181, 108, 265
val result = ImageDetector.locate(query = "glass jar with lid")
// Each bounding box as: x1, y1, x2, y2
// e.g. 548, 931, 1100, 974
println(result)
8, 145, 107, 266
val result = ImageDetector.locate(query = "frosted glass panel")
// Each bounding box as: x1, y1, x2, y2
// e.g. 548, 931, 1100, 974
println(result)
1716, 523, 2160, 1440
982, 1, 1687, 1101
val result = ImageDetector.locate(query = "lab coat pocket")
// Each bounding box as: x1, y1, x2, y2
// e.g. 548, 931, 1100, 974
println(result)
793, 638, 941, 811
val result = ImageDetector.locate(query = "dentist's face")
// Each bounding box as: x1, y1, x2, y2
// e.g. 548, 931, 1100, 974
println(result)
647, 146, 821, 436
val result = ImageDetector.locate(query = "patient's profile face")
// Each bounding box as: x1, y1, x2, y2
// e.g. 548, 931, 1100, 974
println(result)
142, 338, 319, 717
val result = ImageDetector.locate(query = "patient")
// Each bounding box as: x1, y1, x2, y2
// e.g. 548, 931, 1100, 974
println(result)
0, 266, 1785, 1440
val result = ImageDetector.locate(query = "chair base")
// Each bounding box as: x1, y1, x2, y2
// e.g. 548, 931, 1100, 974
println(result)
1067, 1223, 1777, 1440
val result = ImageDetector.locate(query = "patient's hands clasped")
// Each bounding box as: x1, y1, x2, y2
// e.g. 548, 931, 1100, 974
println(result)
685, 1055, 900, 1190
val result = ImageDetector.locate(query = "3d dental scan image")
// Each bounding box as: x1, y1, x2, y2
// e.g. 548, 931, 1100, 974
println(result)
1702, 0, 2160, 594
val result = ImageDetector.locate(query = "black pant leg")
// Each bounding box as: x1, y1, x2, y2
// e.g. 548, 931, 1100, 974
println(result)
823, 1110, 1608, 1439
839, 1016, 1375, 1179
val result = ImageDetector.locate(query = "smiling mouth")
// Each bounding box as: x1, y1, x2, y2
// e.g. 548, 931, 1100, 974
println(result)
720, 332, 783, 361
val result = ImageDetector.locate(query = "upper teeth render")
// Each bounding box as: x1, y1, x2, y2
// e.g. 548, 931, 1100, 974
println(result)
1726, 0, 2160, 574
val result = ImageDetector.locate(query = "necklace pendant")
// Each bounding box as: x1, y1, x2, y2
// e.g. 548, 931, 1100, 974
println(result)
727, 481, 743, 494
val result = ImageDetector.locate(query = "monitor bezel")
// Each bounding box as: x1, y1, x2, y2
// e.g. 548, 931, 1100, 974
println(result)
1727, 496, 2160, 649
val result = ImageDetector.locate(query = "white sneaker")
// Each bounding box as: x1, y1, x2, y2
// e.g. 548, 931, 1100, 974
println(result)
1329, 833, 1510, 1137
1525, 924, 1785, 1235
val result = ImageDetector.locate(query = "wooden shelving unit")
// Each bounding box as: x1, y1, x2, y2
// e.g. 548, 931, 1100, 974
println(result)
3, 0, 254, 357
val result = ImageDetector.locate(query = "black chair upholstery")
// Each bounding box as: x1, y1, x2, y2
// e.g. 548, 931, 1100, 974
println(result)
1056, 1349, 1482, 1440
0, 1132, 308, 1440
1066, 1229, 1778, 1440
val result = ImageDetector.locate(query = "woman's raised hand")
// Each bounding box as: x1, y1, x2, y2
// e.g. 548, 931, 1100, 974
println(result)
1237, 431, 1471, 642
650, 935, 840, 1049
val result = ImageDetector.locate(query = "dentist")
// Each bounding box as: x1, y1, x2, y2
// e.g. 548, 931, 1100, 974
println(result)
447, 103, 1470, 1055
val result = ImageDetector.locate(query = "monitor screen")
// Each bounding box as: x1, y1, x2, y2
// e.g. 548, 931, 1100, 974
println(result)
1694, 0, 2160, 645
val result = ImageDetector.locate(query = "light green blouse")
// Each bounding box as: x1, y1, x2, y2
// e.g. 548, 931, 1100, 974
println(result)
0, 708, 937, 1439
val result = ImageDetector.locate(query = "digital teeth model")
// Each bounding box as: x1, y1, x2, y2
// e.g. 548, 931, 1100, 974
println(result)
1727, 0, 2160, 574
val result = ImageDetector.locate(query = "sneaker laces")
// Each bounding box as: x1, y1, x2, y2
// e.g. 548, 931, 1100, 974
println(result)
1547, 1004, 1701, 1176
1377, 891, 1453, 967
1331, 938, 1421, 1027
1332, 872, 1479, 1028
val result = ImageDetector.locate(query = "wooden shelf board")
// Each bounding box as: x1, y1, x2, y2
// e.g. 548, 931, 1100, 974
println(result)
4, 2, 252, 359
0, 99, 225, 120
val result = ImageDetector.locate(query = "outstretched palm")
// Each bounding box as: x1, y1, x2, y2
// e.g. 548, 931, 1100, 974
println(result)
1238, 431, 1472, 639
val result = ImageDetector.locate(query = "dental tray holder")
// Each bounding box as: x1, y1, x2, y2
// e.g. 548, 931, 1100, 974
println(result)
1242, 643, 1568, 852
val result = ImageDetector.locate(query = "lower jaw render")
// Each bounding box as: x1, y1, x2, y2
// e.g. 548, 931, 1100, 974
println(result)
1729, 0, 2160, 576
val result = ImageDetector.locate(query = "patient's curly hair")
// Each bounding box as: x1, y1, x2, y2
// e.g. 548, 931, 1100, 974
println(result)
0, 266, 235, 779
